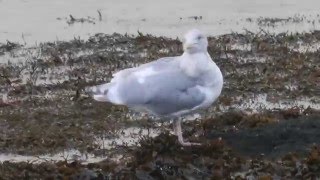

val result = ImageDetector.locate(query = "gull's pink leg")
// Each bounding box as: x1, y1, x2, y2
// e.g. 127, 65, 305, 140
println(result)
173, 119, 201, 146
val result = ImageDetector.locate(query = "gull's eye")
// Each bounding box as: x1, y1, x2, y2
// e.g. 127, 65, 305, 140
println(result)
197, 35, 202, 40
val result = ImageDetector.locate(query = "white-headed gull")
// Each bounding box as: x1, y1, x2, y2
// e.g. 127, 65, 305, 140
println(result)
89, 29, 223, 146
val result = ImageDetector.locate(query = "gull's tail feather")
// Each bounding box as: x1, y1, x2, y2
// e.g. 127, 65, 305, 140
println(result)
85, 83, 112, 102
93, 95, 109, 102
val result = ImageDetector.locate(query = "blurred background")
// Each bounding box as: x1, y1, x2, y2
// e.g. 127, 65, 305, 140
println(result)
1, 0, 320, 44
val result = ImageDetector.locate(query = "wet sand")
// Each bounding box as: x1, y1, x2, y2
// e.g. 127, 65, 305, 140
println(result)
0, 0, 320, 178
2, 0, 320, 44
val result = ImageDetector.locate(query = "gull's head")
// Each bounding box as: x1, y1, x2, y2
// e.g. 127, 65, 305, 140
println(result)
183, 29, 208, 54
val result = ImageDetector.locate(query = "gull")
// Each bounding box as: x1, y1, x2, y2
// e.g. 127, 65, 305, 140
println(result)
89, 29, 223, 146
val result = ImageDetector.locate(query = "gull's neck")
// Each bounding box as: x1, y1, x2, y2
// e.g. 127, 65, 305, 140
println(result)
181, 51, 209, 61
182, 50, 213, 62
180, 51, 214, 77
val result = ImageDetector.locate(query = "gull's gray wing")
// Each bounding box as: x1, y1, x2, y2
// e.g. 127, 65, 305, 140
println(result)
116, 68, 206, 116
